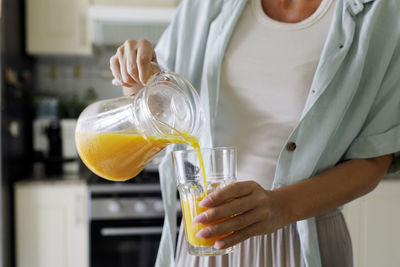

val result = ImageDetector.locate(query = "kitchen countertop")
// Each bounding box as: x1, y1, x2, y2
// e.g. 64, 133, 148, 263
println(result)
384, 172, 400, 180
15, 174, 86, 186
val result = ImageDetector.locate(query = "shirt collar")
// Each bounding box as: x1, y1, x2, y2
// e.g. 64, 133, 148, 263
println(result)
345, 0, 376, 16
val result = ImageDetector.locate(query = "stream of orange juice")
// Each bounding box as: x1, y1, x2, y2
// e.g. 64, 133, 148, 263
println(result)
76, 129, 218, 247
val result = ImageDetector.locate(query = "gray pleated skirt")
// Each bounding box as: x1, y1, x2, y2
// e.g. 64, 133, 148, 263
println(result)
175, 209, 353, 267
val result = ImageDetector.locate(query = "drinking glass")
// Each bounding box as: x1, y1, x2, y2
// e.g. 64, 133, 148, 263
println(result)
172, 147, 237, 256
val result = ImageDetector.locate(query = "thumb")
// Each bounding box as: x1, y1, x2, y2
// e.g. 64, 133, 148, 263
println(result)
122, 83, 143, 96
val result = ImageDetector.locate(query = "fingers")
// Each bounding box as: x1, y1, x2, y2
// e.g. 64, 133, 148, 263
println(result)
136, 40, 156, 84
110, 39, 157, 89
110, 55, 123, 84
122, 84, 143, 96
124, 41, 140, 84
117, 45, 137, 86
193, 194, 257, 224
195, 208, 264, 239
199, 181, 255, 208
214, 221, 265, 249
151, 61, 161, 74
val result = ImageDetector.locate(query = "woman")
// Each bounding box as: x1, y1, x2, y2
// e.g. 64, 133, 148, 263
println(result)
110, 0, 400, 266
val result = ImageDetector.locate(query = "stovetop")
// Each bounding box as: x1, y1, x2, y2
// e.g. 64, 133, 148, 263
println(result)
86, 170, 160, 185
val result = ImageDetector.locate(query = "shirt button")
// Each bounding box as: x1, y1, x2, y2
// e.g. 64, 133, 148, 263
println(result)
286, 142, 297, 151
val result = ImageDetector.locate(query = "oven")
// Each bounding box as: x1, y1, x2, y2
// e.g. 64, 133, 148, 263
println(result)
88, 181, 179, 267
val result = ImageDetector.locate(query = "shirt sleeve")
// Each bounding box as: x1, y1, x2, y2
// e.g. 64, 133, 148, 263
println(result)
154, 0, 224, 79
153, 2, 183, 71
154, 0, 214, 71
344, 43, 400, 174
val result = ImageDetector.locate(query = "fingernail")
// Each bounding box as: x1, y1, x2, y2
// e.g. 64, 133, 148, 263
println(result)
193, 213, 206, 223
214, 240, 225, 249
112, 79, 121, 86
196, 228, 211, 239
199, 197, 211, 208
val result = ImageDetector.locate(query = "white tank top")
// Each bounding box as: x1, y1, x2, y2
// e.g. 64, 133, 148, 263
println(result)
214, 0, 336, 189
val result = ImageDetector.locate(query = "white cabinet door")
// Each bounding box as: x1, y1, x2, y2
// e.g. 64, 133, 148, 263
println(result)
26, 0, 91, 55
15, 181, 88, 267
90, 0, 181, 7
343, 180, 400, 267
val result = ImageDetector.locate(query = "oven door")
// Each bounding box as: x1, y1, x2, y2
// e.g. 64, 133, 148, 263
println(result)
90, 218, 163, 267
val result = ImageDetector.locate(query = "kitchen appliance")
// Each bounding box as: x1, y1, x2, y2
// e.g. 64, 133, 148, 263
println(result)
44, 120, 62, 176
33, 117, 79, 176
60, 119, 79, 174
88, 180, 181, 267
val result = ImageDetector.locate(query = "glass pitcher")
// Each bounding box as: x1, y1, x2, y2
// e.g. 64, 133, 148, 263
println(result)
75, 72, 204, 181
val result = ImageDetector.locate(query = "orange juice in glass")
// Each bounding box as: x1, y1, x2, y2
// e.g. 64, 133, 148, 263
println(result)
172, 147, 236, 256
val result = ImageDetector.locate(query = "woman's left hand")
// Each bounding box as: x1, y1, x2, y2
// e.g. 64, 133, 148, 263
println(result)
193, 181, 290, 249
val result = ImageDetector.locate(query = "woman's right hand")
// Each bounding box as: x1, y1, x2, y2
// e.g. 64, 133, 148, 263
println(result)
110, 39, 161, 96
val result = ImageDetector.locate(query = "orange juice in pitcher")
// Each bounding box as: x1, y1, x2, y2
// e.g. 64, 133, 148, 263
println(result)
76, 131, 181, 181
75, 72, 204, 181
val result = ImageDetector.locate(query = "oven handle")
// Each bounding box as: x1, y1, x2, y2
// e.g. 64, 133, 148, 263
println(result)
100, 226, 164, 236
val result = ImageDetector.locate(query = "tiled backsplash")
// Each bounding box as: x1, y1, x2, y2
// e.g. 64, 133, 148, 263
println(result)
34, 46, 123, 102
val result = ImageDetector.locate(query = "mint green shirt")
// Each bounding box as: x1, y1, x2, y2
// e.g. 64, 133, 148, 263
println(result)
154, 0, 400, 266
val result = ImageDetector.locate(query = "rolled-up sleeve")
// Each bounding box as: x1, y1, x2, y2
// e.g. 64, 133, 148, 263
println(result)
344, 44, 400, 173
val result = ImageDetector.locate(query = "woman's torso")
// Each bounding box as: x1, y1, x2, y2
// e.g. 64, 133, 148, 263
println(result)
214, 0, 336, 189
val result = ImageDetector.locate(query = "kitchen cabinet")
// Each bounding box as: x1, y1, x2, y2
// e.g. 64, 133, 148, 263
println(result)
343, 179, 400, 267
88, 5, 176, 46
15, 180, 88, 267
90, 0, 181, 7
26, 0, 91, 55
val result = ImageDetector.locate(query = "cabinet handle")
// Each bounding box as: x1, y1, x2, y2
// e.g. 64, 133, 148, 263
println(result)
100, 227, 164, 236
